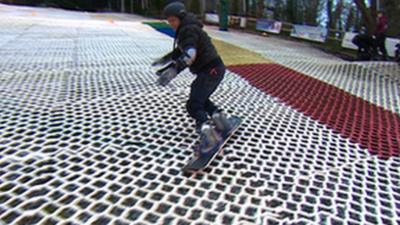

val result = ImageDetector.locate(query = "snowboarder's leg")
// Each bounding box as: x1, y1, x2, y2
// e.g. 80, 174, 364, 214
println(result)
186, 65, 224, 127
187, 65, 225, 156
194, 123, 222, 157
378, 35, 388, 60
204, 100, 219, 116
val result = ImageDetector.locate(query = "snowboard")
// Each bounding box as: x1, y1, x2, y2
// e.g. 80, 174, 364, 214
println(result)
182, 116, 242, 172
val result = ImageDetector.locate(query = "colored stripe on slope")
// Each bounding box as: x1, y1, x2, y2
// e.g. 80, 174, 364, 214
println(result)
211, 38, 272, 65
143, 21, 176, 38
228, 63, 400, 159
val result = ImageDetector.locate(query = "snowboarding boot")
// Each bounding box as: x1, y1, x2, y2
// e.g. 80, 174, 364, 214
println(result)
212, 112, 236, 137
195, 124, 222, 157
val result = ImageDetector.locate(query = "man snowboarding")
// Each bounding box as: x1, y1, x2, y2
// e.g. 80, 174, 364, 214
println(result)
152, 2, 239, 161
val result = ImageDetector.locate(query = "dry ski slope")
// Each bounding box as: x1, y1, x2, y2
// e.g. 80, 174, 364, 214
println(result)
0, 3, 399, 225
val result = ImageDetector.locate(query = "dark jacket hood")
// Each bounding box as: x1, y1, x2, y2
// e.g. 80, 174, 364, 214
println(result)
177, 13, 203, 34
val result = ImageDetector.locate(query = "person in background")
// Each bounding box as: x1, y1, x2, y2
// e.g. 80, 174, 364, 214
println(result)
374, 10, 389, 60
352, 27, 374, 61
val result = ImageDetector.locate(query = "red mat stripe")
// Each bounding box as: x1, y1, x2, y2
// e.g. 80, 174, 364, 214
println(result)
228, 63, 400, 158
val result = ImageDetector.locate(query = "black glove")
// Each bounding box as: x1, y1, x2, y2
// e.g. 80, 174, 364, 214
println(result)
152, 48, 182, 67
156, 62, 178, 86
152, 52, 173, 67
174, 57, 188, 73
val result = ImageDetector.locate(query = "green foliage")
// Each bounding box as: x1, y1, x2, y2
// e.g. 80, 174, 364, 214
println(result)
39, 0, 108, 11
231, 0, 241, 15
189, 0, 201, 14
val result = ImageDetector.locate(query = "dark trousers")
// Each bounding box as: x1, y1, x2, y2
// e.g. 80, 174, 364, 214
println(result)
374, 34, 388, 60
186, 63, 225, 126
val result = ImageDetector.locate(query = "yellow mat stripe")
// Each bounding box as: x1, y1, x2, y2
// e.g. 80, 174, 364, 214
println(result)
212, 38, 273, 66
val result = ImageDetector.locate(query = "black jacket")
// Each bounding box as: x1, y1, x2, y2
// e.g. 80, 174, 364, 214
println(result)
173, 13, 222, 74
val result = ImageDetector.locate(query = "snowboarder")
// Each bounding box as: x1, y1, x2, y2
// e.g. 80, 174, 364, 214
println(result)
153, 2, 237, 157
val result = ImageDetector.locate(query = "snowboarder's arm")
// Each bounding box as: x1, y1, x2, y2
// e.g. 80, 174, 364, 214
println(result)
179, 26, 200, 51
155, 26, 199, 86
175, 47, 196, 70
173, 26, 200, 70
156, 62, 178, 86
155, 48, 196, 86
152, 48, 182, 66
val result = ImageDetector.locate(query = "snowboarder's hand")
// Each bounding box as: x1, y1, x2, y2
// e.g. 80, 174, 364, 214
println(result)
156, 63, 178, 86
152, 56, 170, 67
151, 51, 175, 67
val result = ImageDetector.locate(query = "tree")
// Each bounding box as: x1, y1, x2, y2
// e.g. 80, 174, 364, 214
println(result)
286, 0, 296, 23
273, 0, 286, 21
249, 0, 257, 17
334, 0, 344, 30
345, 4, 356, 31
231, 0, 241, 15
327, 0, 335, 29
304, 0, 320, 26
256, 0, 264, 17
353, 0, 376, 34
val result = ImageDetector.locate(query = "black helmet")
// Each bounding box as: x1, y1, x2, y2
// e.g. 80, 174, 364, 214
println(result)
163, 2, 186, 19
